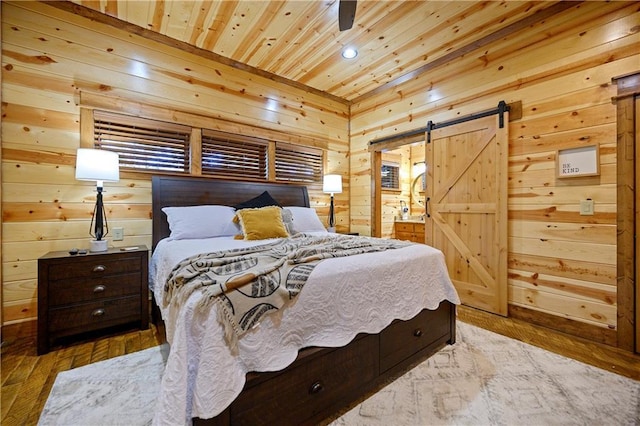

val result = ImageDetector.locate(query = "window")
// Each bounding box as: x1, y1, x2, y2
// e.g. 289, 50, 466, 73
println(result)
86, 109, 324, 183
202, 130, 268, 180
381, 162, 400, 189
93, 111, 191, 173
275, 143, 323, 183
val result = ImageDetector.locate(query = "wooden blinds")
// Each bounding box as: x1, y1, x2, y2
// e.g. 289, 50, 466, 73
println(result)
381, 163, 400, 189
91, 110, 324, 183
275, 142, 323, 183
201, 130, 268, 180
93, 111, 191, 173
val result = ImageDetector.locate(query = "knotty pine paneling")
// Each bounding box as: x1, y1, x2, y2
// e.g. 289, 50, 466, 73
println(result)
1, 0, 635, 345
350, 2, 639, 340
5, 2, 349, 140
352, 4, 638, 128
61, 1, 561, 103
1, 1, 349, 324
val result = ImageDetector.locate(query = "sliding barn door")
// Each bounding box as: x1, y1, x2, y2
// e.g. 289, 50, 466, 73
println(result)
425, 113, 508, 315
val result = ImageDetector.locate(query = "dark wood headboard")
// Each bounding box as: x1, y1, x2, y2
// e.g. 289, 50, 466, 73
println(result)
151, 175, 310, 250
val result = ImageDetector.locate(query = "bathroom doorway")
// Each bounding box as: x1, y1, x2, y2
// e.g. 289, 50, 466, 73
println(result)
369, 134, 426, 240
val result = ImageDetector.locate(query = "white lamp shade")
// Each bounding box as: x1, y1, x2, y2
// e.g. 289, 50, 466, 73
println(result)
75, 149, 120, 182
323, 174, 342, 194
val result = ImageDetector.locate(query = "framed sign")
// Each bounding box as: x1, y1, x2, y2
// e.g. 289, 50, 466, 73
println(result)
557, 145, 600, 178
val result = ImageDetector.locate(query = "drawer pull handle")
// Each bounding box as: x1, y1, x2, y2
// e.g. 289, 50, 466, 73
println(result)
93, 285, 106, 293
93, 265, 106, 273
92, 309, 105, 317
309, 381, 324, 395
414, 329, 423, 337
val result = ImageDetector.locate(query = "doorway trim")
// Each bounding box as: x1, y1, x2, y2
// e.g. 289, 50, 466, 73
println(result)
612, 72, 639, 352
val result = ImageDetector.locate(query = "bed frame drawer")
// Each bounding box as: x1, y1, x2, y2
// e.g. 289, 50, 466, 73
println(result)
231, 334, 378, 425
193, 303, 456, 426
379, 303, 453, 373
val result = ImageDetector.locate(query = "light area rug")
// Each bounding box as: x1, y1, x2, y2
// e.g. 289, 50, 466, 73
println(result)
38, 322, 640, 426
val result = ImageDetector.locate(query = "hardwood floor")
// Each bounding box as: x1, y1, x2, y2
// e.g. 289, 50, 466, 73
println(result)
1, 321, 166, 426
2, 307, 639, 426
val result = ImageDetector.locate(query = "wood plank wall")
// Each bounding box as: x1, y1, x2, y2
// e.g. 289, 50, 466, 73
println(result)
0, 1, 349, 325
350, 2, 639, 344
1, 1, 637, 348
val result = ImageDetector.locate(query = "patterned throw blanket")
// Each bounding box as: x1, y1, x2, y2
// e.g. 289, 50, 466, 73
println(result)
163, 233, 411, 351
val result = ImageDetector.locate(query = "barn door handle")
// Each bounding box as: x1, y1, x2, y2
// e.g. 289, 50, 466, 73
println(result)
425, 197, 431, 218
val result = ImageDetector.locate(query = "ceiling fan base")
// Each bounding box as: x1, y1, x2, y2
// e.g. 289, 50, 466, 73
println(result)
339, 0, 357, 31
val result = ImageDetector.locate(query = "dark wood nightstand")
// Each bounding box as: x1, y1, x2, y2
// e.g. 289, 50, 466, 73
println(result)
37, 246, 149, 354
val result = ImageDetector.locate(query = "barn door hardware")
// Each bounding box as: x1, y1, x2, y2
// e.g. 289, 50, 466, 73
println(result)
426, 100, 510, 144
369, 100, 510, 147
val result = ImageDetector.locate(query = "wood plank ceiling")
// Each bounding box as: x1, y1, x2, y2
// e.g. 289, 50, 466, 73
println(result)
65, 1, 566, 103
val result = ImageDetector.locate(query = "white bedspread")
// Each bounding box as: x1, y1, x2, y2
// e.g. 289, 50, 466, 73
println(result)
150, 234, 460, 425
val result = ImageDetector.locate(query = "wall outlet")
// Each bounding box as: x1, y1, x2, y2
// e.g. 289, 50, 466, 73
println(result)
113, 227, 124, 241
579, 199, 594, 216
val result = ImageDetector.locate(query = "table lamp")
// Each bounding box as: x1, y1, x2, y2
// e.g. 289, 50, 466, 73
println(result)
75, 148, 120, 252
323, 174, 342, 233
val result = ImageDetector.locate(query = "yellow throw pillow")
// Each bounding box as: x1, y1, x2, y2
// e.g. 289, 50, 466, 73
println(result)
234, 206, 290, 240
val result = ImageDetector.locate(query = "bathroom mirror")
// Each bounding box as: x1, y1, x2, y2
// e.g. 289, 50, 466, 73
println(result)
411, 172, 426, 205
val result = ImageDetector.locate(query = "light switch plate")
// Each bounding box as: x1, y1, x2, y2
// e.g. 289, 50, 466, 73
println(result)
579, 199, 594, 216
113, 227, 124, 241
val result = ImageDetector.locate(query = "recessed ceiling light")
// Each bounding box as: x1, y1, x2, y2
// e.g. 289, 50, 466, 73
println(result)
342, 47, 358, 59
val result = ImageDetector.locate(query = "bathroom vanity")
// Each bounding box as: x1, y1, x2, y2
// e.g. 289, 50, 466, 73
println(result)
394, 219, 425, 243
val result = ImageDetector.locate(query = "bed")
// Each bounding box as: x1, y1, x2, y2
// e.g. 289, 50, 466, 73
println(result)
149, 175, 460, 425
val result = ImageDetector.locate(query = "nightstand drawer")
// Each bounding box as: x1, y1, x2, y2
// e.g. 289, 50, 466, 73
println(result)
48, 295, 141, 336
48, 272, 141, 306
48, 256, 141, 280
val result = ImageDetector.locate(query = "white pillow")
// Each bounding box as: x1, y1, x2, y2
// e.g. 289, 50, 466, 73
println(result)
283, 206, 327, 233
281, 208, 295, 235
162, 205, 239, 240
